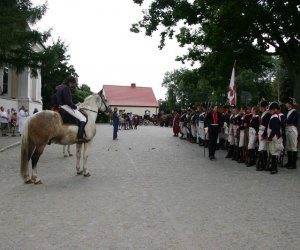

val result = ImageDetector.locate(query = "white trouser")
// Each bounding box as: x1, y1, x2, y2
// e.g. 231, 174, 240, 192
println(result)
198, 122, 205, 140
179, 121, 183, 131
233, 125, 238, 146
239, 130, 245, 147
267, 128, 284, 156
285, 126, 298, 152
248, 127, 256, 150
181, 126, 187, 138
258, 126, 268, 151
61, 105, 86, 122
191, 124, 197, 137
228, 124, 234, 145
269, 137, 284, 156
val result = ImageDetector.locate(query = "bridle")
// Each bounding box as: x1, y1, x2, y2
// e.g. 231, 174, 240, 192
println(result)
80, 91, 110, 114
98, 92, 109, 113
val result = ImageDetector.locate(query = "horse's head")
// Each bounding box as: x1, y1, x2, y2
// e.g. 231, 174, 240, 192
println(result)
98, 90, 112, 114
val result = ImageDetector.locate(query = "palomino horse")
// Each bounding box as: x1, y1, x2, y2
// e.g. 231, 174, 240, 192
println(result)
20, 92, 111, 184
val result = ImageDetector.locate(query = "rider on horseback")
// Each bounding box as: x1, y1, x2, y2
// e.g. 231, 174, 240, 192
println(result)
56, 76, 87, 143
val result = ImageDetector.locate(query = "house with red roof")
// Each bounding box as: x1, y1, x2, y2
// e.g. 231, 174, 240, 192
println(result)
103, 83, 159, 116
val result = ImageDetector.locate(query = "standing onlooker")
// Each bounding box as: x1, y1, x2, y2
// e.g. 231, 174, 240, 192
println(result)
284, 97, 299, 169
128, 112, 133, 129
112, 107, 119, 140
33, 108, 39, 114
133, 115, 140, 129
6, 108, 11, 133
118, 111, 122, 130
0, 106, 9, 136
18, 106, 29, 135
10, 111, 18, 136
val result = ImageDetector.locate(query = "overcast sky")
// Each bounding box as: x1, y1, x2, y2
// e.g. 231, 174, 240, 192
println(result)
31, 0, 189, 100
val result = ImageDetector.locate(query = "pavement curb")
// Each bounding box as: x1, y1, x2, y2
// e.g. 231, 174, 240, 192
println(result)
0, 141, 21, 152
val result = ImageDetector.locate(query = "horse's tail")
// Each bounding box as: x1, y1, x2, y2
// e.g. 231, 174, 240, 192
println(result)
20, 119, 34, 181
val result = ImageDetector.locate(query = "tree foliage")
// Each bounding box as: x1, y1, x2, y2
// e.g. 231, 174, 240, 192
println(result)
40, 39, 93, 110
162, 64, 275, 110
132, 0, 300, 103
40, 39, 78, 109
0, 0, 50, 72
0, 0, 93, 110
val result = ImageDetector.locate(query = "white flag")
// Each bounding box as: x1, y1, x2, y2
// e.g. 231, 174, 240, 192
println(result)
227, 62, 236, 105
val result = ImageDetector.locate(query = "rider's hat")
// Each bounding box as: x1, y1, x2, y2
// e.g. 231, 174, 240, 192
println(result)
64, 76, 77, 85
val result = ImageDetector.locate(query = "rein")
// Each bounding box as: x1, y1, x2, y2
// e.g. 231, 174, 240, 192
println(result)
80, 107, 98, 113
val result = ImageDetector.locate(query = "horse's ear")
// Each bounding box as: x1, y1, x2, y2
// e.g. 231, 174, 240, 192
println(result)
98, 89, 103, 96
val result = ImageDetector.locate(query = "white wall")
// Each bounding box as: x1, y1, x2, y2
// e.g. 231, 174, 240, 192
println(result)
0, 98, 18, 111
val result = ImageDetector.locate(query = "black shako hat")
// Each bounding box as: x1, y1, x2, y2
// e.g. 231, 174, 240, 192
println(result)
284, 97, 297, 107
259, 98, 269, 108
268, 102, 280, 110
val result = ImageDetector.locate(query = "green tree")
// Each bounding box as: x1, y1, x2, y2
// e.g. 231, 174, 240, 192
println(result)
72, 84, 93, 104
0, 0, 50, 72
162, 68, 214, 108
40, 39, 77, 109
132, 0, 300, 102
272, 58, 294, 103
236, 68, 274, 106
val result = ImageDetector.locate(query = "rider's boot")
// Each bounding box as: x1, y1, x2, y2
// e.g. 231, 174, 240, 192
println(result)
77, 121, 86, 144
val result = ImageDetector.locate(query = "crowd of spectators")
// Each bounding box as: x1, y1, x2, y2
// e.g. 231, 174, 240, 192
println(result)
118, 111, 140, 130
0, 105, 33, 136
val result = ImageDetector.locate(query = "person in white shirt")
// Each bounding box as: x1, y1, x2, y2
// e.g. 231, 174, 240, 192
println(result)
18, 106, 29, 135
0, 106, 9, 136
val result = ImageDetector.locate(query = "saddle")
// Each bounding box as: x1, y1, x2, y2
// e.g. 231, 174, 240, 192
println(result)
48, 109, 88, 146
58, 108, 88, 126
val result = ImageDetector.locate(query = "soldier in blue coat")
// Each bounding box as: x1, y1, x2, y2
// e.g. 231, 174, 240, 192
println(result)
284, 97, 299, 169
267, 102, 284, 174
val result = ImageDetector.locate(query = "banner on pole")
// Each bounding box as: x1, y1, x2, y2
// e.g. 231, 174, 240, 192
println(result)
227, 61, 237, 105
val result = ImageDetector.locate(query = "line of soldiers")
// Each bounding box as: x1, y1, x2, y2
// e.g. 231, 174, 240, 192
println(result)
172, 97, 299, 174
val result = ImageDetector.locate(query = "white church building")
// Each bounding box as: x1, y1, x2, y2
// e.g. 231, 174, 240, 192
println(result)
0, 44, 43, 114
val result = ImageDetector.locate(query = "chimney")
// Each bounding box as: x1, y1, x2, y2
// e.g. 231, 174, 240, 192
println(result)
131, 83, 136, 88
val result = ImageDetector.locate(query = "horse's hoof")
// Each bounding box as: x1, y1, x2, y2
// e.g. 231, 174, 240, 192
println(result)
69, 154, 73, 157
77, 171, 83, 175
34, 179, 43, 185
83, 172, 91, 177
24, 179, 32, 184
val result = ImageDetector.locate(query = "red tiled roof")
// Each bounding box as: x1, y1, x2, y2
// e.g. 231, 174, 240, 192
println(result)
103, 84, 159, 107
